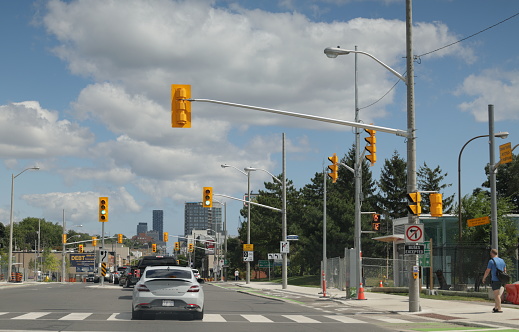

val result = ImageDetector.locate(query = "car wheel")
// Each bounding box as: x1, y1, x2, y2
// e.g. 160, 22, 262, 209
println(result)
194, 309, 204, 320
131, 307, 142, 320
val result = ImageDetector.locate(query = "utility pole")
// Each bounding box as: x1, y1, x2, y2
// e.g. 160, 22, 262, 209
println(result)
488, 105, 498, 250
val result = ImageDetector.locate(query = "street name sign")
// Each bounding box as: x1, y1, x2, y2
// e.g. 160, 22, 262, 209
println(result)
467, 216, 490, 227
405, 224, 424, 243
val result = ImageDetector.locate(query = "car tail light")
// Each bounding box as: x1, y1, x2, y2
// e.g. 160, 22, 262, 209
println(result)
187, 285, 200, 292
136, 284, 150, 292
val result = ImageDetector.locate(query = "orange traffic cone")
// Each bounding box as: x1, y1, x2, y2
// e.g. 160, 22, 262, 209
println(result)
379, 280, 384, 287
357, 283, 367, 300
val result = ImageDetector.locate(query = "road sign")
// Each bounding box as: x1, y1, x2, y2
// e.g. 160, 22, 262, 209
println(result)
99, 250, 108, 263
467, 216, 490, 227
405, 224, 424, 243
243, 251, 254, 262
280, 241, 290, 253
258, 260, 272, 268
419, 241, 431, 266
243, 244, 254, 251
268, 253, 282, 260
500, 142, 513, 164
287, 235, 299, 241
405, 244, 425, 255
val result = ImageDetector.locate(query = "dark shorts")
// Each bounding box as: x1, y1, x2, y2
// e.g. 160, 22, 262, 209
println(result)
492, 281, 503, 291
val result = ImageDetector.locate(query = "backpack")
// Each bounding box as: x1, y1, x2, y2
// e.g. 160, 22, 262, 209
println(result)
492, 258, 510, 284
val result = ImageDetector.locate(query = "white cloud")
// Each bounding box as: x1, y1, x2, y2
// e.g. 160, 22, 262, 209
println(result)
458, 69, 519, 122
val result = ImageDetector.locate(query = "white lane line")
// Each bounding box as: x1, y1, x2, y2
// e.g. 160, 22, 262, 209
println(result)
12, 312, 51, 320
325, 315, 367, 324
58, 312, 92, 320
203, 314, 227, 322
283, 315, 321, 323
242, 314, 273, 323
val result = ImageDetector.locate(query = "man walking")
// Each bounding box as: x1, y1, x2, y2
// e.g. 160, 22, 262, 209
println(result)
234, 270, 239, 281
482, 249, 506, 313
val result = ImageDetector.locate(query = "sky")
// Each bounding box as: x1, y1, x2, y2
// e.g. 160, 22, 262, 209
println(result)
1, 0, 518, 248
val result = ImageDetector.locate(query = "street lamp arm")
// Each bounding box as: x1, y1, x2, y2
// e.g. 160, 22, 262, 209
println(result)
256, 168, 283, 184
14, 166, 40, 179
221, 164, 247, 175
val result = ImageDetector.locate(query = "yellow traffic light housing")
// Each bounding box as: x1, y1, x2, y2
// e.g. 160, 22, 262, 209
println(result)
62, 234, 67, 244
163, 232, 169, 242
429, 193, 443, 217
171, 84, 191, 128
203, 187, 213, 208
407, 192, 422, 215
364, 128, 377, 166
188, 243, 194, 253
327, 153, 339, 183
117, 234, 123, 244
98, 197, 108, 222
174, 242, 180, 251
92, 237, 97, 247
78, 244, 84, 253
152, 243, 157, 253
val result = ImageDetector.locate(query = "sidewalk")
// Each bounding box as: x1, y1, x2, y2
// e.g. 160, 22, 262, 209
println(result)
234, 281, 519, 329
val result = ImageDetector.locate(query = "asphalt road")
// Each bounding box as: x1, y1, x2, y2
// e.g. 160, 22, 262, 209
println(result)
0, 282, 396, 332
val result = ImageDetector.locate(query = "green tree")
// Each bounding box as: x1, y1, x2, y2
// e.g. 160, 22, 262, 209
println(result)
41, 247, 60, 277
482, 152, 519, 213
417, 162, 454, 213
376, 151, 407, 219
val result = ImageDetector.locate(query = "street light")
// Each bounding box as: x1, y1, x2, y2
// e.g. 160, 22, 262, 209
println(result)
8, 166, 40, 282
457, 132, 509, 240
221, 164, 255, 284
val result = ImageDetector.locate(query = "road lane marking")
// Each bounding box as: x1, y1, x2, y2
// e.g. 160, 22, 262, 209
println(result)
283, 315, 321, 323
59, 313, 92, 320
375, 317, 410, 323
325, 315, 366, 324
12, 312, 51, 320
203, 314, 226, 322
242, 314, 273, 323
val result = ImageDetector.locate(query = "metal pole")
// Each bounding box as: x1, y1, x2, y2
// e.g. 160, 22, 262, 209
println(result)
282, 133, 288, 289
101, 222, 105, 286
406, 0, 420, 312
62, 209, 66, 283
323, 167, 327, 296
38, 219, 41, 280
8, 174, 15, 282
354, 45, 364, 298
489, 105, 498, 250
247, 171, 251, 284
223, 202, 227, 281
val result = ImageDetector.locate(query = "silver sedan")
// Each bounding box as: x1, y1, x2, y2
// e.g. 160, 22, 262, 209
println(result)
132, 266, 205, 320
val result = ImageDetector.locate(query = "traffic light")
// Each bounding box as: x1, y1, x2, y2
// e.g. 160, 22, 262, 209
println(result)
92, 237, 97, 247
78, 244, 84, 253
171, 84, 191, 128
152, 243, 157, 253
371, 214, 381, 231
407, 192, 422, 215
117, 234, 123, 244
188, 243, 194, 252
62, 234, 67, 244
163, 232, 169, 242
364, 128, 377, 166
430, 193, 443, 217
174, 242, 180, 251
202, 187, 213, 208
327, 153, 338, 183
98, 197, 108, 222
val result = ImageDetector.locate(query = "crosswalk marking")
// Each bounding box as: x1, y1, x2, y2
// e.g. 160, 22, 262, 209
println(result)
12, 312, 51, 320
376, 316, 411, 324
203, 314, 227, 322
283, 315, 321, 323
59, 313, 92, 320
242, 314, 273, 323
325, 315, 366, 324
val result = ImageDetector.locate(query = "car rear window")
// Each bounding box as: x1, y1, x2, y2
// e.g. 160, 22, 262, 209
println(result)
145, 269, 192, 279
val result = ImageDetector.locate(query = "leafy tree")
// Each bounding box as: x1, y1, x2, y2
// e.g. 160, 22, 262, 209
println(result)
41, 247, 60, 276
417, 162, 454, 213
376, 151, 407, 219
482, 152, 519, 213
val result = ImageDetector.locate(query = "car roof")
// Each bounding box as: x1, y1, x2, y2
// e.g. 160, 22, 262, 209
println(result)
143, 265, 192, 272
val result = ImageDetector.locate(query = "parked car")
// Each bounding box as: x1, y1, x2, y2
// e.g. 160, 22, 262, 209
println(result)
119, 266, 141, 288
132, 266, 205, 320
86, 273, 95, 282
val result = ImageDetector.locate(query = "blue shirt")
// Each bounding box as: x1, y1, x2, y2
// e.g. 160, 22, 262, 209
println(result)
487, 257, 506, 282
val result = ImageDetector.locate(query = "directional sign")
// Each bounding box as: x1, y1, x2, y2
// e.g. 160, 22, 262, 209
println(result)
99, 250, 108, 263
467, 216, 490, 227
258, 260, 272, 268
405, 224, 424, 243
243, 251, 254, 262
268, 253, 282, 260
280, 241, 290, 253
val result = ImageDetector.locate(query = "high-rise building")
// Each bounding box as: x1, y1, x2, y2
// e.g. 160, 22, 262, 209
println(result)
137, 222, 148, 235
184, 202, 222, 236
153, 210, 164, 241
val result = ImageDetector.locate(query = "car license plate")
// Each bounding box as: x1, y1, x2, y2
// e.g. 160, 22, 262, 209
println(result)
162, 300, 174, 307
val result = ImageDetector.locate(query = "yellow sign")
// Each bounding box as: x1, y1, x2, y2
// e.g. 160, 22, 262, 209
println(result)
500, 142, 513, 164
467, 216, 490, 227
243, 244, 254, 251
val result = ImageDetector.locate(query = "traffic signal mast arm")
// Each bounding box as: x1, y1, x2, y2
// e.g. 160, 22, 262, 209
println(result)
65, 236, 117, 246
214, 193, 282, 212
186, 98, 409, 138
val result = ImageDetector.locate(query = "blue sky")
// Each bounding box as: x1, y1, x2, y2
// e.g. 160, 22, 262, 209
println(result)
1, 0, 518, 246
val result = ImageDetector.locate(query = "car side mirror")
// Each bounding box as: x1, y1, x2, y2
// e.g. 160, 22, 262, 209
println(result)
197, 278, 205, 284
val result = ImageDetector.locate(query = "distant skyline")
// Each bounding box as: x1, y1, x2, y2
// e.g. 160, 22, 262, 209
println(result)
0, 1, 517, 244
